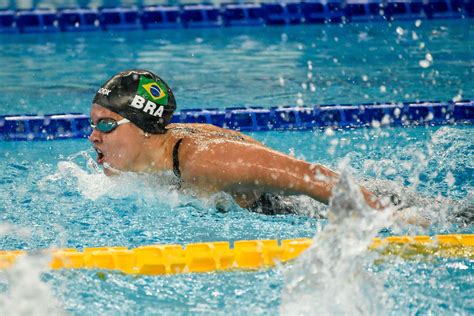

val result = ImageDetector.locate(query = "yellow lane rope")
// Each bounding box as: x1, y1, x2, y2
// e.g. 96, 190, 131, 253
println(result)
0, 234, 472, 275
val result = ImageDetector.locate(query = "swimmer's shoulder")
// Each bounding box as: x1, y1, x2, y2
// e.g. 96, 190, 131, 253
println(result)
166, 123, 262, 145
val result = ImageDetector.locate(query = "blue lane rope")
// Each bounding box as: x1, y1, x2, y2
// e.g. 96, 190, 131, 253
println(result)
0, 0, 471, 34
1, 101, 472, 141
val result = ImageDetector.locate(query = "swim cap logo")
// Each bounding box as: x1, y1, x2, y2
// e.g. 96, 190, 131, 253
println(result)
137, 76, 168, 105
97, 87, 111, 96
130, 95, 164, 117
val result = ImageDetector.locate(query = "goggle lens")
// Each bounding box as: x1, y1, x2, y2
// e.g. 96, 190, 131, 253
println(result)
96, 119, 117, 133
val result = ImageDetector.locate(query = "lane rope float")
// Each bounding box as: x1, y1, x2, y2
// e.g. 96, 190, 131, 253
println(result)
0, 234, 472, 275
1, 100, 473, 141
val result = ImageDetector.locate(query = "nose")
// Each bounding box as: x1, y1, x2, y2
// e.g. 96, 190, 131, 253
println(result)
88, 128, 102, 143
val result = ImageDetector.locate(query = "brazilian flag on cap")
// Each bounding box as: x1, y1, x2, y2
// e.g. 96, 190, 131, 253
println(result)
137, 76, 169, 106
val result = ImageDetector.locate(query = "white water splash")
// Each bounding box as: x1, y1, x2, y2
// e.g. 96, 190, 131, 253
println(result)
41, 150, 182, 206
280, 170, 394, 315
0, 253, 66, 316
0, 223, 30, 239
0, 225, 65, 315
356, 126, 473, 229
362, 177, 472, 230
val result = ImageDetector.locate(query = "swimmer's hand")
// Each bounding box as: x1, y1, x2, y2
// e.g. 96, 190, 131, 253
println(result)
387, 193, 431, 228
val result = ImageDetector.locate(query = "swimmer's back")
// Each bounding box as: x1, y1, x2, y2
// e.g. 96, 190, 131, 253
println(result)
166, 123, 262, 145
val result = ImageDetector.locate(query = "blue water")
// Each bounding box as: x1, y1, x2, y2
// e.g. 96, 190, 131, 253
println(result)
0, 20, 472, 115
0, 20, 473, 314
0, 124, 472, 314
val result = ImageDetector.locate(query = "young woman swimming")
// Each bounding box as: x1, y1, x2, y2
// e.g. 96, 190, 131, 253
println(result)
89, 69, 384, 213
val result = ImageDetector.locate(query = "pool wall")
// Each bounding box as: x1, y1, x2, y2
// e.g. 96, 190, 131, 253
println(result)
0, 0, 472, 34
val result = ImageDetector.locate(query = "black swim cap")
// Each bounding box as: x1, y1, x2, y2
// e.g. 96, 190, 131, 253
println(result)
93, 69, 176, 134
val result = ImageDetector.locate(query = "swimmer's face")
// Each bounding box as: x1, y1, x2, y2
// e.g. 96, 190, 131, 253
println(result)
89, 104, 145, 176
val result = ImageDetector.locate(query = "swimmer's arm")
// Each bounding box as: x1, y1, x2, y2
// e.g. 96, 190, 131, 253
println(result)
180, 141, 382, 209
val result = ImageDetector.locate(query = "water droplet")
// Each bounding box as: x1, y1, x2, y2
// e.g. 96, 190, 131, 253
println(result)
379, 85, 387, 93
425, 53, 433, 62
446, 172, 455, 187
415, 19, 422, 27
324, 128, 335, 136
419, 60, 430, 68
396, 27, 404, 36
234, 289, 244, 296
393, 108, 401, 118
279, 76, 285, 86
381, 114, 391, 125
452, 91, 463, 102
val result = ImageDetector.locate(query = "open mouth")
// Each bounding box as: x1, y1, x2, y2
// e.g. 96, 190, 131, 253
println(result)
94, 147, 105, 165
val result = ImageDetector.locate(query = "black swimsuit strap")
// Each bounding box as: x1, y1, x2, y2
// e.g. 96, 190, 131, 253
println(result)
173, 138, 183, 179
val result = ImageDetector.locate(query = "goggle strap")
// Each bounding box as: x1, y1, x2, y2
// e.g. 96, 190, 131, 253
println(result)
116, 118, 130, 125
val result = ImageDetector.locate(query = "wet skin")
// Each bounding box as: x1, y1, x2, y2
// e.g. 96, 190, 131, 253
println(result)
89, 104, 382, 209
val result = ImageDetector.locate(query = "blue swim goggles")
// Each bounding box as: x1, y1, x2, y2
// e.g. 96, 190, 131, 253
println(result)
90, 118, 130, 133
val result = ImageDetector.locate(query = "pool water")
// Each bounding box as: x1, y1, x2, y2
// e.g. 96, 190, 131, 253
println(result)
0, 19, 473, 315
0, 20, 472, 115
0, 124, 472, 314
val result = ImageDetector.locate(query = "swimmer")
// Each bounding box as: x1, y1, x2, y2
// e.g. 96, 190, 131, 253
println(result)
89, 69, 384, 214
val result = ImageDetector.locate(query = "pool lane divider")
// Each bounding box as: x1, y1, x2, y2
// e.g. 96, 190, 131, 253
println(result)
0, 0, 471, 34
0, 234, 472, 275
1, 100, 473, 141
